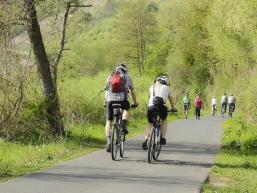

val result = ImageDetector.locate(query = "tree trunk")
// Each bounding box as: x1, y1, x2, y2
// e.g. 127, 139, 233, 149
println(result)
24, 0, 65, 136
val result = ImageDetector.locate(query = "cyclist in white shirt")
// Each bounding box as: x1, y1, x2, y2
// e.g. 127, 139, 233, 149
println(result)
211, 96, 217, 114
221, 93, 228, 113
142, 76, 176, 150
228, 94, 236, 112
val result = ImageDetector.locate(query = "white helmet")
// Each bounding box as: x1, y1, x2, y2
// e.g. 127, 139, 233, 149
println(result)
116, 64, 128, 73
157, 76, 170, 85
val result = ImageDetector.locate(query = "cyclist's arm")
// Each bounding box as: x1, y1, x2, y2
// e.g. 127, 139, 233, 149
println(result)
168, 95, 175, 110
130, 88, 138, 105
127, 76, 138, 105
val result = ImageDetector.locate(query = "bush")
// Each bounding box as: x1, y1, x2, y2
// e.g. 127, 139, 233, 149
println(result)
2, 100, 53, 145
222, 119, 257, 152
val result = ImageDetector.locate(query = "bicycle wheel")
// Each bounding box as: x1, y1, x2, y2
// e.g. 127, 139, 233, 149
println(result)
147, 128, 156, 163
153, 129, 162, 160
120, 130, 125, 158
111, 124, 119, 160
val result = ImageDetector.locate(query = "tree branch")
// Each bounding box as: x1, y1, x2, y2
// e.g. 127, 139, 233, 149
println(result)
52, 2, 92, 86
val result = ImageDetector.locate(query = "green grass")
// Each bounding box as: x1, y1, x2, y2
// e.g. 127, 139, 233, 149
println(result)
202, 119, 257, 193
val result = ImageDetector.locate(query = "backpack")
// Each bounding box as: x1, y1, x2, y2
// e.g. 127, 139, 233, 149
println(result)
152, 85, 164, 107
109, 71, 126, 93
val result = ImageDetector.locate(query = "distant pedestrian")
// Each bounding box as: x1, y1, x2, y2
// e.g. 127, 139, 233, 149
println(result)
211, 96, 217, 116
194, 95, 202, 120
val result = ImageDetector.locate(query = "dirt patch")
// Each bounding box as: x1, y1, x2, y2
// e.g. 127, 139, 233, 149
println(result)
208, 175, 231, 187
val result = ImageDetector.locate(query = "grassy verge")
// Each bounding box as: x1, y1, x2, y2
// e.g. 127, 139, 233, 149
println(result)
202, 118, 257, 193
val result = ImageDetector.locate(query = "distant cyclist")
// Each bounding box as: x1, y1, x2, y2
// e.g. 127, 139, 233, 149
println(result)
142, 75, 176, 150
221, 93, 228, 114
228, 94, 236, 115
194, 95, 202, 120
211, 96, 217, 116
182, 92, 190, 118
104, 64, 138, 152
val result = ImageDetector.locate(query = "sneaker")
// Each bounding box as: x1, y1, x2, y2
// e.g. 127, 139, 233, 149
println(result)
105, 143, 111, 153
160, 137, 166, 145
123, 128, 129, 135
142, 141, 148, 150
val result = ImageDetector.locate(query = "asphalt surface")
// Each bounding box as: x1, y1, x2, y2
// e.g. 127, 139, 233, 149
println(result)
0, 116, 223, 193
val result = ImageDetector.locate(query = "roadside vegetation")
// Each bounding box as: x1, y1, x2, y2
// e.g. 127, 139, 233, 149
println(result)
203, 119, 257, 193
0, 0, 256, 189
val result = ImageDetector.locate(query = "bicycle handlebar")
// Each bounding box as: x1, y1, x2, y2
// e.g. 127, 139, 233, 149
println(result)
130, 104, 138, 109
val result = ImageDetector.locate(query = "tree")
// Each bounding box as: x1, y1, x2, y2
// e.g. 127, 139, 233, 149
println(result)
118, 0, 158, 76
24, 0, 65, 136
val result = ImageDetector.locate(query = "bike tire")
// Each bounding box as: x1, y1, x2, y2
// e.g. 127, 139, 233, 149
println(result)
153, 129, 162, 160
120, 131, 125, 158
111, 124, 119, 160
147, 128, 155, 163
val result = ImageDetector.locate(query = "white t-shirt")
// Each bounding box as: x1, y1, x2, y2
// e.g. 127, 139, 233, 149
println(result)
148, 82, 172, 106
228, 96, 235, 104
211, 98, 217, 105
221, 95, 227, 104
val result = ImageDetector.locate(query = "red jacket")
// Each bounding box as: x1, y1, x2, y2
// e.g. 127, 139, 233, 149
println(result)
194, 97, 202, 108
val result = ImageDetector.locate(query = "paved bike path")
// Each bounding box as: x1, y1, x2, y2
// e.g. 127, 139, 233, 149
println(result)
0, 117, 223, 193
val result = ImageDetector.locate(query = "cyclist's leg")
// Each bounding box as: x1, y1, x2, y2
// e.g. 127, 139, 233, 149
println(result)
146, 106, 156, 139
105, 102, 114, 152
121, 101, 130, 134
142, 105, 155, 150
160, 105, 168, 145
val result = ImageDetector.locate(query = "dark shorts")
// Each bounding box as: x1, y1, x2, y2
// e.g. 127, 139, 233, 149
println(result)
147, 105, 168, 123
106, 101, 130, 121
184, 104, 190, 111
229, 103, 235, 111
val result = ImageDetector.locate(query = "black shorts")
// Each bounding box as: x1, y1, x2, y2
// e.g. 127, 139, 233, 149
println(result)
184, 104, 190, 111
229, 103, 235, 111
147, 105, 168, 123
106, 101, 130, 121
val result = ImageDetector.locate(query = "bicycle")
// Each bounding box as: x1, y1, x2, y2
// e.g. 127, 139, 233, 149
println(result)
110, 103, 137, 161
147, 109, 177, 163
